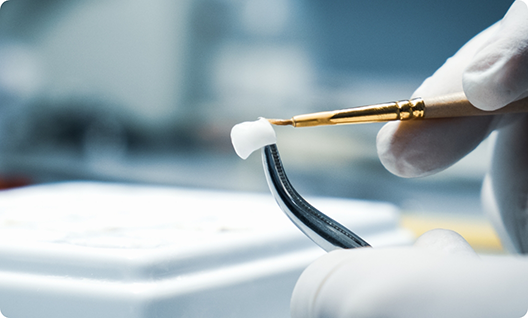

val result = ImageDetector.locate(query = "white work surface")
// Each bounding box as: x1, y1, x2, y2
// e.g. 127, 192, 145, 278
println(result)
0, 182, 412, 318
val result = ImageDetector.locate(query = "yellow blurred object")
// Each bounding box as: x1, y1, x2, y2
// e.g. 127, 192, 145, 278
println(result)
401, 214, 504, 253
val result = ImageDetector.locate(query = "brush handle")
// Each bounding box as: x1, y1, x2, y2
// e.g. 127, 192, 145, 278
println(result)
424, 93, 528, 118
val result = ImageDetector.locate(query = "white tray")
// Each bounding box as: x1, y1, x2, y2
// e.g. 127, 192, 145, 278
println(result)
0, 182, 412, 318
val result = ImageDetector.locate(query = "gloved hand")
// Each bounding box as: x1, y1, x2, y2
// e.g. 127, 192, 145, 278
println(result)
291, 229, 528, 318
291, 3, 528, 317
377, 0, 528, 253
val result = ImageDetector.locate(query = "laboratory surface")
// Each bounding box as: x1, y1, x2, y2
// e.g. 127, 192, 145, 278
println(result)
0, 182, 411, 318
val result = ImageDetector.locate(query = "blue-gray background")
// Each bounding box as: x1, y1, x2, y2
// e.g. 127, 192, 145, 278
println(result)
307, 0, 510, 76
0, 0, 515, 217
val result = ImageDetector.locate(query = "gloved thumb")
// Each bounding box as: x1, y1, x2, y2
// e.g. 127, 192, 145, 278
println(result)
463, 0, 528, 110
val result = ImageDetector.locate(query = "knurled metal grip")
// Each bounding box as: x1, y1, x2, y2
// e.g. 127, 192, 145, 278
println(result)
396, 97, 425, 121
289, 97, 426, 127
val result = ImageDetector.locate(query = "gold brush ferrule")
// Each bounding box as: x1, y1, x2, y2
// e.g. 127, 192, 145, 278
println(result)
274, 98, 426, 127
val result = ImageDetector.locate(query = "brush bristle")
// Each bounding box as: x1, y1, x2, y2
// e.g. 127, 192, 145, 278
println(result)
267, 118, 293, 126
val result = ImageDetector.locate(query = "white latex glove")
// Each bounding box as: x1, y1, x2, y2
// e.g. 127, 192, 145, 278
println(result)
376, 0, 528, 253
291, 229, 528, 318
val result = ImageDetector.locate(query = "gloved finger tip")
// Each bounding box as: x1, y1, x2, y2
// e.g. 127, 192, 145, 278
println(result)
290, 250, 355, 318
378, 155, 432, 178
376, 122, 399, 155
377, 123, 409, 177
377, 126, 433, 178
414, 229, 478, 257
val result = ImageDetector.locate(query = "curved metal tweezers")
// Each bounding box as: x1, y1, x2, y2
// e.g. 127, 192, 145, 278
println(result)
262, 144, 371, 252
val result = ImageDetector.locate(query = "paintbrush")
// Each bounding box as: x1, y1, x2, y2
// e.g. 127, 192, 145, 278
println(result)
268, 92, 528, 127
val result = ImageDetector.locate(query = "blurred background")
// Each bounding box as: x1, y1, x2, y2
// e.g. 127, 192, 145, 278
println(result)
0, 0, 514, 250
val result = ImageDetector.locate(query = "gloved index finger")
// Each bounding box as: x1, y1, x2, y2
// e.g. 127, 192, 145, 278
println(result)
463, 0, 528, 110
